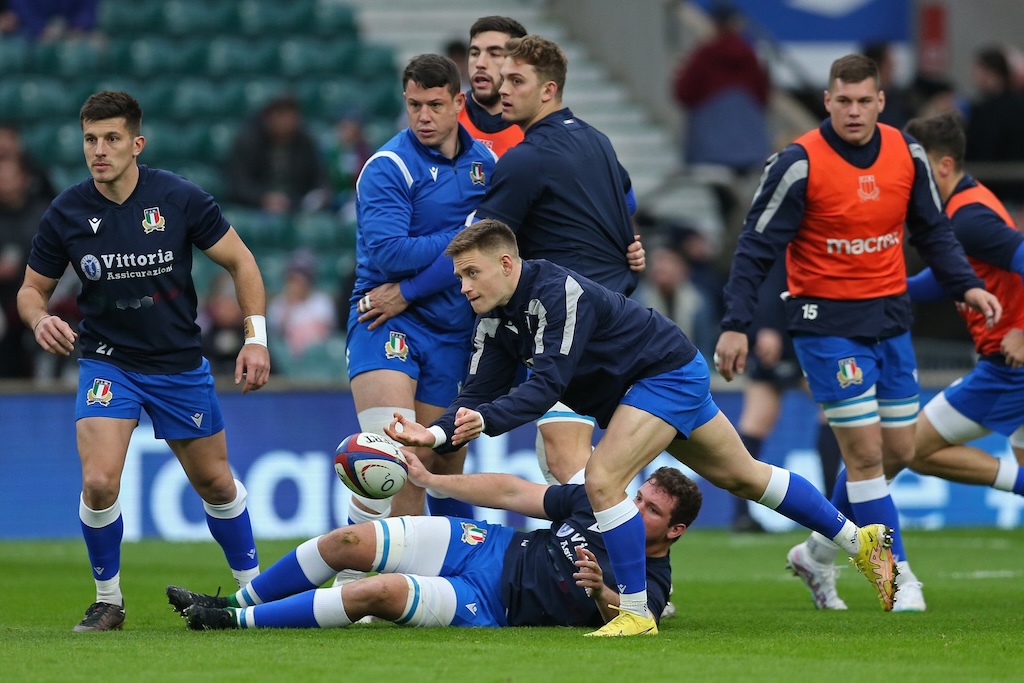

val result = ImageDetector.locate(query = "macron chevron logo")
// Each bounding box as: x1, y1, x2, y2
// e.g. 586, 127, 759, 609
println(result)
94, 566, 105, 575
465, 603, 478, 615
247, 548, 256, 559
191, 413, 204, 428
88, 217, 102, 233
429, 166, 438, 181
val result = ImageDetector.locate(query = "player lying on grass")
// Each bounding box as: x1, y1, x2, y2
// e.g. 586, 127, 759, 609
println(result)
168, 459, 700, 631
384, 220, 898, 637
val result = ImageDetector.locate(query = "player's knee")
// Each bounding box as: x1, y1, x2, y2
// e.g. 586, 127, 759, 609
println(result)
320, 525, 375, 571
193, 473, 237, 505
343, 574, 408, 622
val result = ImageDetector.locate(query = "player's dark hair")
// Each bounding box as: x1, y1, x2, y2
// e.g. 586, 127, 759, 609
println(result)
905, 110, 967, 171
828, 54, 879, 91
470, 16, 527, 41
505, 35, 568, 97
976, 46, 1011, 86
647, 467, 702, 535
403, 54, 462, 99
445, 219, 519, 258
80, 91, 143, 136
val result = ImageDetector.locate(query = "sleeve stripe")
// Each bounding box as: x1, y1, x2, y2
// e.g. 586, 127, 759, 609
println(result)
355, 151, 414, 199
560, 276, 583, 355
754, 159, 808, 234
468, 318, 500, 375
909, 142, 944, 210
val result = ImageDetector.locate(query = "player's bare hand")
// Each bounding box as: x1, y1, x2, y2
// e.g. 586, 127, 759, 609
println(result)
1000, 328, 1024, 369
451, 407, 484, 446
752, 327, 783, 367
963, 287, 1002, 329
32, 314, 77, 356
626, 235, 645, 273
385, 413, 433, 447
357, 282, 408, 330
573, 546, 605, 599
402, 450, 433, 488
714, 330, 749, 381
235, 344, 270, 393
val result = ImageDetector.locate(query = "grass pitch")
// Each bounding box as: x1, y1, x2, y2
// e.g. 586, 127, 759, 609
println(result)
2, 529, 1022, 682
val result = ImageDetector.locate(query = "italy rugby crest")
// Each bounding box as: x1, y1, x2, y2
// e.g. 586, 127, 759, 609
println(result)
460, 522, 487, 545
142, 206, 166, 233
86, 378, 113, 406
836, 357, 863, 389
469, 161, 485, 186
384, 331, 409, 361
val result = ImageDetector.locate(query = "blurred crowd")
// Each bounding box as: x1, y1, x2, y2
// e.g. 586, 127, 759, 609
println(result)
3, 1, 1024, 384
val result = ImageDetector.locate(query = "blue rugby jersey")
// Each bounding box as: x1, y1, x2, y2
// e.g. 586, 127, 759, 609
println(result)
472, 108, 638, 295
353, 125, 496, 334
500, 484, 671, 627
28, 165, 230, 373
432, 259, 697, 441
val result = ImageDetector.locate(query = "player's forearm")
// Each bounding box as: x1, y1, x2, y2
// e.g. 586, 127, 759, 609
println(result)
418, 471, 544, 517
591, 586, 620, 623
229, 257, 268, 318
17, 279, 54, 329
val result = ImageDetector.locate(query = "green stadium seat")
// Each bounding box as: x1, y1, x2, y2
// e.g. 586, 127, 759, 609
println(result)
354, 44, 397, 81
365, 80, 403, 119
52, 123, 88, 166
241, 78, 292, 115
16, 78, 81, 123
30, 41, 106, 78
285, 335, 349, 383
171, 79, 245, 122
118, 38, 207, 79
98, 0, 164, 34
206, 38, 279, 79
277, 38, 358, 79
238, 0, 316, 37
0, 36, 30, 75
312, 2, 359, 39
172, 163, 226, 200
162, 0, 239, 38
229, 212, 293, 250
49, 164, 88, 192
250, 248, 291, 293
141, 122, 209, 166
292, 212, 342, 250
207, 120, 241, 165
298, 79, 363, 120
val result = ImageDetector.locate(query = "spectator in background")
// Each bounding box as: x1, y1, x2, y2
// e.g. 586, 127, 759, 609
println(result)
633, 242, 716, 361
0, 155, 50, 377
322, 109, 372, 221
672, 1, 770, 222
267, 249, 336, 363
227, 94, 330, 214
0, 124, 57, 203
444, 38, 472, 92
863, 42, 914, 130
5, 0, 98, 42
200, 273, 246, 378
964, 45, 1024, 205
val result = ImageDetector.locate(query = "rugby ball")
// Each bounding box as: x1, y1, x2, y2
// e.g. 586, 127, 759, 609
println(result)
334, 432, 409, 499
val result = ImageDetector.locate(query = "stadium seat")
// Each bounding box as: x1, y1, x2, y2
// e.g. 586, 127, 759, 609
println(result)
365, 81, 403, 119
241, 78, 292, 115
292, 212, 343, 250
162, 0, 238, 37
277, 38, 358, 79
206, 38, 279, 79
49, 164, 88, 192
230, 213, 293, 250
207, 120, 241, 165
141, 123, 209, 166
15, 78, 81, 123
30, 41, 106, 79
119, 38, 207, 79
172, 163, 227, 200
312, 2, 359, 39
354, 44, 397, 82
237, 0, 316, 38
298, 79, 363, 121
285, 335, 349, 382
171, 79, 245, 122
98, 0, 164, 34
52, 123, 88, 166
0, 36, 30, 75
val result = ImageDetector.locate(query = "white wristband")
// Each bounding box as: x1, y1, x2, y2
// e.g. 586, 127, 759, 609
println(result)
243, 315, 268, 347
427, 425, 447, 449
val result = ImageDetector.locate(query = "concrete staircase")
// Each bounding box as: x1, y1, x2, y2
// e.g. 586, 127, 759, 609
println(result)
340, 0, 679, 198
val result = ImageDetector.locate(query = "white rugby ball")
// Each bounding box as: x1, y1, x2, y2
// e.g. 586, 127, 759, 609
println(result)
334, 432, 409, 499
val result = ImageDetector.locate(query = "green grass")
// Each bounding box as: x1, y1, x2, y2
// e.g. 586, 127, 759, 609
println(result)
2, 530, 1023, 682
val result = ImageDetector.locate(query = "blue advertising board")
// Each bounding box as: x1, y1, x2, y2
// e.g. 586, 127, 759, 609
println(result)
0, 387, 1019, 540
692, 0, 911, 43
